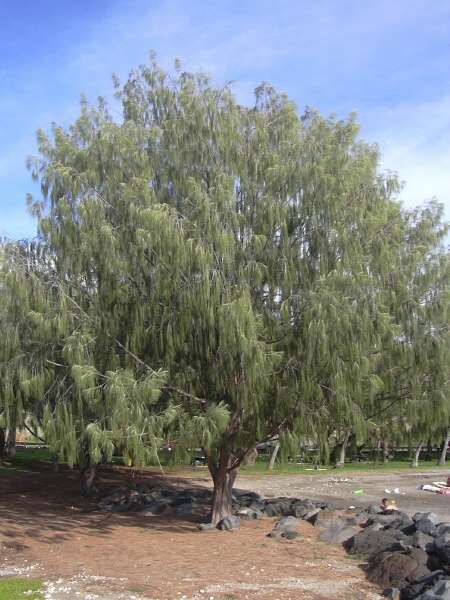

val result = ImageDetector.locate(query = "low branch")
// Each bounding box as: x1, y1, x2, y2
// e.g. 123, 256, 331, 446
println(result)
24, 423, 46, 444
366, 392, 411, 421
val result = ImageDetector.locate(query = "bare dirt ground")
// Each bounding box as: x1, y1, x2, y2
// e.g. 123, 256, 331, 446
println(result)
235, 468, 450, 522
0, 464, 384, 600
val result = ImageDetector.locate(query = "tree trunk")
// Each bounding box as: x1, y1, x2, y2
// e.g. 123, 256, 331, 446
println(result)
335, 430, 351, 467
411, 441, 423, 467
80, 465, 97, 497
382, 439, 389, 463
0, 428, 5, 455
242, 447, 258, 466
4, 428, 16, 458
268, 441, 280, 470
346, 432, 358, 461
425, 439, 433, 461
211, 467, 237, 524
52, 454, 59, 473
407, 438, 413, 460
438, 428, 450, 466
208, 448, 238, 525
374, 440, 381, 464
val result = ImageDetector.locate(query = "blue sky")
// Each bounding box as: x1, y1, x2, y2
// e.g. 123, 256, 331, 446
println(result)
1, 0, 449, 239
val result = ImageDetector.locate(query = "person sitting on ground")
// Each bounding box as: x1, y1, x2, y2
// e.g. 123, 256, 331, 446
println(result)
380, 498, 398, 513
446, 476, 450, 487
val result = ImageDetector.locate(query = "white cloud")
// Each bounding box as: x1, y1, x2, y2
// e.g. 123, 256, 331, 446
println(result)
1, 0, 449, 238
362, 95, 450, 212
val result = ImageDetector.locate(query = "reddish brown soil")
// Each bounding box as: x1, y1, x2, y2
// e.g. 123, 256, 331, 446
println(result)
0, 463, 382, 600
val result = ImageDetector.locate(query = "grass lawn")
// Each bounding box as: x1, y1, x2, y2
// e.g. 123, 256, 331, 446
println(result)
1, 445, 447, 477
0, 446, 53, 474
239, 457, 449, 476
0, 578, 43, 600
159, 456, 448, 478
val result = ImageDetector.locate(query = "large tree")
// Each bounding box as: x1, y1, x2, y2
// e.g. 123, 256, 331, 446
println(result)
4, 57, 448, 522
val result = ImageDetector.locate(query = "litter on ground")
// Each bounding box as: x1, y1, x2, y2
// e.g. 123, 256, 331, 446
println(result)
419, 481, 450, 495
305, 468, 328, 471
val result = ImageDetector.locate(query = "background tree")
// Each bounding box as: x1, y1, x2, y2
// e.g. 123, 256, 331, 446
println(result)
373, 203, 450, 466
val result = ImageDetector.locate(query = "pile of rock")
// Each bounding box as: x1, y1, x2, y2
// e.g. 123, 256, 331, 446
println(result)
97, 484, 450, 598
98, 483, 213, 518
233, 489, 327, 519
97, 485, 327, 530
219, 493, 450, 598
345, 511, 450, 600
288, 504, 450, 600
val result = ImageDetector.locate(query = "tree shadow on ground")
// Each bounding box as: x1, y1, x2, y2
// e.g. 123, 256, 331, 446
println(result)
0, 462, 213, 546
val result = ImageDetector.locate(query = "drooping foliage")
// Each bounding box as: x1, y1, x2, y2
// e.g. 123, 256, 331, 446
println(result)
373, 203, 450, 445
0, 239, 171, 469
1, 56, 448, 517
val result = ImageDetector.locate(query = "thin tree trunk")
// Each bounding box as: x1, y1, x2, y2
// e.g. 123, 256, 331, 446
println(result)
335, 430, 351, 467
382, 439, 389, 463
0, 428, 5, 455
407, 438, 413, 461
242, 447, 258, 466
52, 454, 59, 473
208, 448, 238, 525
268, 441, 280, 470
347, 432, 358, 462
4, 428, 16, 458
411, 441, 423, 467
374, 440, 381, 464
426, 439, 433, 461
438, 428, 450, 466
80, 465, 97, 497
